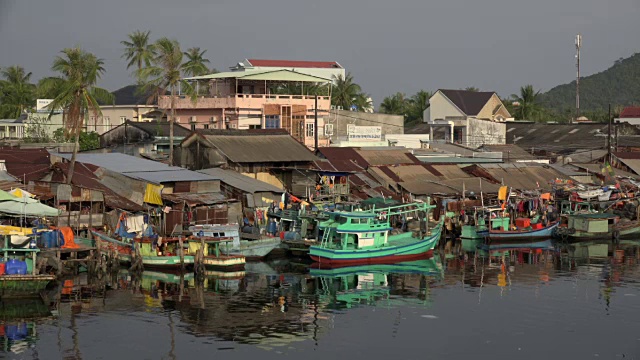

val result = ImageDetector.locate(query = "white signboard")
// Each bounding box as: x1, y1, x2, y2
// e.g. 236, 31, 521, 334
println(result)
36, 99, 62, 113
347, 125, 382, 142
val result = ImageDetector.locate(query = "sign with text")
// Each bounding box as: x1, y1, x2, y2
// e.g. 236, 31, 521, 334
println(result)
347, 125, 382, 141
36, 99, 62, 113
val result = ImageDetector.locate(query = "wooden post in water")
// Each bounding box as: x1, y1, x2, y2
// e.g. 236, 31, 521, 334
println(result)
178, 236, 184, 271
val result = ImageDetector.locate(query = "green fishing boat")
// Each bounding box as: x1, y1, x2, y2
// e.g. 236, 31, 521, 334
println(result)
556, 213, 640, 242
309, 201, 444, 267
0, 236, 55, 298
460, 207, 510, 240
187, 236, 245, 271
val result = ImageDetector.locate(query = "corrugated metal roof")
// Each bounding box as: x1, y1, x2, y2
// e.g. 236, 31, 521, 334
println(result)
477, 144, 536, 161
612, 157, 640, 175
472, 164, 566, 190
354, 148, 421, 166
317, 147, 368, 172
506, 123, 609, 151
247, 59, 342, 69
0, 148, 51, 182
198, 168, 282, 194
203, 135, 317, 163
55, 153, 218, 183
571, 163, 637, 178
400, 177, 501, 195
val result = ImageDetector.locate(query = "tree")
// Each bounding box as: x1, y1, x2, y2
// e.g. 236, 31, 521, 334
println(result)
139, 37, 195, 166
464, 87, 479, 92
0, 66, 36, 118
182, 47, 211, 77
121, 30, 155, 79
380, 92, 408, 116
331, 73, 362, 110
41, 47, 114, 184
511, 85, 543, 121
407, 90, 431, 123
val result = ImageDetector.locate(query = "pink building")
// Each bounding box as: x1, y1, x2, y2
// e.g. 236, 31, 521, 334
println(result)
158, 67, 333, 149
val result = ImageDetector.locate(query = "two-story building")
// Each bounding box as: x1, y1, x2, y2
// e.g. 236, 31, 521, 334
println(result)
423, 89, 513, 147
158, 62, 336, 149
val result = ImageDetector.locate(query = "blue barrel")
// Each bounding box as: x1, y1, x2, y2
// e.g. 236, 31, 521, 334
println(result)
268, 221, 277, 235
41, 231, 51, 248
6, 323, 28, 340
6, 259, 27, 275
56, 230, 65, 247
283, 231, 301, 241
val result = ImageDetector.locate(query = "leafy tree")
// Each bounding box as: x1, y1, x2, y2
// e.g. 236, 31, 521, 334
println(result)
121, 30, 155, 80
182, 47, 211, 77
464, 87, 479, 92
40, 47, 114, 184
78, 131, 100, 150
380, 92, 407, 116
23, 115, 52, 143
139, 38, 196, 166
511, 85, 543, 121
0, 66, 36, 118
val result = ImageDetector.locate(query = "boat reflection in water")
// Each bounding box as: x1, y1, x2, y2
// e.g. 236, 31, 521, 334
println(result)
0, 298, 54, 356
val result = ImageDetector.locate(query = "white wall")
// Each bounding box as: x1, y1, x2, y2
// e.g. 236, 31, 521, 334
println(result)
426, 91, 466, 123
385, 134, 430, 149
465, 118, 506, 146
617, 117, 640, 126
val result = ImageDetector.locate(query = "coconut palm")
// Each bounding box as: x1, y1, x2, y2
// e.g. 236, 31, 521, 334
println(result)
331, 73, 362, 110
121, 30, 155, 77
380, 92, 407, 116
139, 37, 195, 166
0, 66, 36, 118
40, 47, 114, 184
407, 90, 432, 123
182, 47, 211, 77
511, 85, 542, 121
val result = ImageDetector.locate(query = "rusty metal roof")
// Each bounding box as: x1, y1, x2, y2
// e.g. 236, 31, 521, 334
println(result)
199, 134, 318, 163
354, 148, 421, 166
0, 148, 51, 182
317, 147, 368, 172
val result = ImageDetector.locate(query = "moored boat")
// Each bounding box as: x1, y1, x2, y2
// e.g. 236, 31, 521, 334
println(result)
486, 222, 559, 242
309, 201, 443, 267
189, 224, 280, 260
0, 236, 55, 298
187, 235, 245, 271
556, 213, 640, 242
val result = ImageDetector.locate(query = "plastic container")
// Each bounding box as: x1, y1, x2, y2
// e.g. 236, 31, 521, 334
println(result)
6, 323, 28, 341
0, 262, 5, 275
5, 259, 27, 275
515, 218, 531, 228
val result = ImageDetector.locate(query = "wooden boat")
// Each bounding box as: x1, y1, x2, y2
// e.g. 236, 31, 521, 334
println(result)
90, 231, 194, 269
556, 213, 640, 242
189, 224, 280, 260
309, 201, 444, 267
0, 236, 55, 298
486, 222, 559, 242
460, 207, 510, 240
187, 236, 245, 271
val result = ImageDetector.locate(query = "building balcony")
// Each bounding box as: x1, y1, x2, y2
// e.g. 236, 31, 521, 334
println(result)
158, 94, 331, 111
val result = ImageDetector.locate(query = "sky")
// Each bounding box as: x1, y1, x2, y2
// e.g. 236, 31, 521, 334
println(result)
1, 0, 639, 106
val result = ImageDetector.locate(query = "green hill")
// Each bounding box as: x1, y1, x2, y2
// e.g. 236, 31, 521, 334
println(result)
540, 52, 640, 113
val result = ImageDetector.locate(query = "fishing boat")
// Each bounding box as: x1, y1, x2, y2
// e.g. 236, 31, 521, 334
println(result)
189, 224, 280, 260
309, 201, 444, 267
0, 235, 55, 298
486, 222, 559, 242
187, 235, 245, 271
460, 207, 510, 240
90, 231, 194, 269
556, 213, 640, 242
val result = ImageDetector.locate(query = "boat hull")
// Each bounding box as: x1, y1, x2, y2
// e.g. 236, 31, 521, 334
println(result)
309, 224, 442, 267
202, 255, 245, 271
141, 256, 194, 269
219, 238, 281, 259
0, 275, 56, 298
487, 222, 559, 242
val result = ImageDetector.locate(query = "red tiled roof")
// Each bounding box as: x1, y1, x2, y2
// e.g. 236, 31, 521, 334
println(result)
247, 59, 341, 69
620, 107, 640, 118
0, 148, 51, 183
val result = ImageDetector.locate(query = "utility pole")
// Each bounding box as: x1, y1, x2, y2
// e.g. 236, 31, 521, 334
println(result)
615, 119, 619, 152
575, 34, 582, 123
314, 95, 319, 152
607, 103, 612, 163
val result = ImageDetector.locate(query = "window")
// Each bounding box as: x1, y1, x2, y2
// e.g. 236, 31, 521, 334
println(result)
265, 115, 280, 129
249, 125, 261, 129
204, 124, 210, 129
209, 116, 216, 123
191, 124, 196, 131
324, 124, 334, 136
306, 123, 315, 137
190, 116, 196, 123
120, 116, 126, 124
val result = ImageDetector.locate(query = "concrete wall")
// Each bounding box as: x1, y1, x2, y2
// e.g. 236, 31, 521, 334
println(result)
465, 118, 506, 146
325, 110, 404, 141
90, 106, 162, 134
385, 134, 430, 149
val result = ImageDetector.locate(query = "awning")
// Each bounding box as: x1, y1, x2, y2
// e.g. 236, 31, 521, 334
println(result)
184, 69, 332, 83
0, 190, 60, 217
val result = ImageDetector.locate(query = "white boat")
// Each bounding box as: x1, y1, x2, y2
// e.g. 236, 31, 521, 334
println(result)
188, 224, 280, 259
577, 188, 605, 200
597, 190, 613, 201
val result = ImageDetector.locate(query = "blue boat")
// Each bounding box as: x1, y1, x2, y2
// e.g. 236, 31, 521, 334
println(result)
486, 222, 559, 243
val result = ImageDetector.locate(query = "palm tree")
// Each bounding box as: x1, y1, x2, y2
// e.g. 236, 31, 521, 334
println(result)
121, 30, 155, 78
182, 47, 211, 77
407, 90, 431, 123
380, 92, 407, 116
41, 47, 114, 184
139, 38, 195, 166
0, 66, 36, 118
353, 93, 372, 112
331, 73, 362, 110
511, 85, 542, 121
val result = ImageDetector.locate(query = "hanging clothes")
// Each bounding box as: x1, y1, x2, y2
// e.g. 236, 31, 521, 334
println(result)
127, 215, 145, 233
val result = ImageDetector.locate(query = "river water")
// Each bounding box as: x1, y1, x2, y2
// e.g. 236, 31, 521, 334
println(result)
2, 239, 640, 360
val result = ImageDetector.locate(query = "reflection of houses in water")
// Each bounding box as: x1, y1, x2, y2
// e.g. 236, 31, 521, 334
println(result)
0, 298, 54, 356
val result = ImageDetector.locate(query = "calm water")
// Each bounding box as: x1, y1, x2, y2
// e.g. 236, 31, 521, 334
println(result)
2, 240, 640, 360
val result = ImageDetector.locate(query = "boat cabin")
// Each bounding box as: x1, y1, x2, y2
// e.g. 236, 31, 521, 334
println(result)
318, 212, 392, 250
560, 201, 596, 215
566, 213, 617, 234
188, 224, 241, 253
